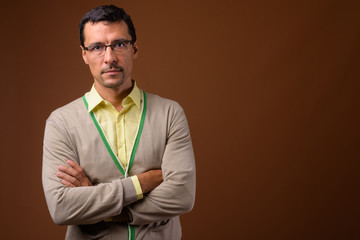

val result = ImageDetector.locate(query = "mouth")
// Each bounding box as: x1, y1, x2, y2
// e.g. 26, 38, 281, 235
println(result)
105, 70, 120, 74
102, 66, 124, 75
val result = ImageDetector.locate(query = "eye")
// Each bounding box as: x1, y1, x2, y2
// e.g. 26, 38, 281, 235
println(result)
89, 45, 104, 52
114, 42, 126, 48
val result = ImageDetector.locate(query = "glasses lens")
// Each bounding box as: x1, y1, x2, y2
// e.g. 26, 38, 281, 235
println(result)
87, 45, 105, 56
113, 42, 130, 54
87, 41, 132, 57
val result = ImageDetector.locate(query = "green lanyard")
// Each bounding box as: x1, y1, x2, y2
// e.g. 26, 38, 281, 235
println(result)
83, 91, 147, 240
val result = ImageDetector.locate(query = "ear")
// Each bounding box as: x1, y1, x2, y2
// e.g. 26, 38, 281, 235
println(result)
133, 41, 139, 59
81, 45, 89, 64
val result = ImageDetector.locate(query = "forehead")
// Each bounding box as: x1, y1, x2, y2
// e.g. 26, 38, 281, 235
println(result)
83, 21, 131, 44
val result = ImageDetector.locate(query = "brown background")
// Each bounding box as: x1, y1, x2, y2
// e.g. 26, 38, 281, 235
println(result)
0, 0, 359, 239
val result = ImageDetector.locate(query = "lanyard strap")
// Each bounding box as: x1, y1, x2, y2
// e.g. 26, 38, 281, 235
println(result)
82, 91, 147, 176
83, 91, 147, 240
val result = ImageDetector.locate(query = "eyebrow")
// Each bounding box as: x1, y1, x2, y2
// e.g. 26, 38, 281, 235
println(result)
87, 39, 129, 47
87, 42, 103, 47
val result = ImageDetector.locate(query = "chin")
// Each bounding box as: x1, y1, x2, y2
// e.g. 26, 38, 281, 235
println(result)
103, 82, 123, 88
102, 78, 125, 89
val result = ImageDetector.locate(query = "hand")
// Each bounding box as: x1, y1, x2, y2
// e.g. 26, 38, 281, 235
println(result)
137, 170, 163, 194
57, 160, 93, 187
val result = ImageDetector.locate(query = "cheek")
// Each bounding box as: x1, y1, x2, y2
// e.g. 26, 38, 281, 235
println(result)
122, 56, 135, 71
88, 61, 101, 76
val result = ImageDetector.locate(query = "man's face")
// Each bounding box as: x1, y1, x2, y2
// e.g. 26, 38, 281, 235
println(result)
81, 21, 138, 89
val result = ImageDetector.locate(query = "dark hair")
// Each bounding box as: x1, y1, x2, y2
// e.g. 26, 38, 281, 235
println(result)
79, 5, 136, 47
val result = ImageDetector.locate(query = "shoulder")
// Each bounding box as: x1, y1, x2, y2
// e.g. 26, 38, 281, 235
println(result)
144, 92, 189, 129
145, 92, 183, 113
46, 97, 87, 126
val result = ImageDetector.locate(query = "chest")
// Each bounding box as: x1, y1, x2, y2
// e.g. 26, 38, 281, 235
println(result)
70, 113, 167, 184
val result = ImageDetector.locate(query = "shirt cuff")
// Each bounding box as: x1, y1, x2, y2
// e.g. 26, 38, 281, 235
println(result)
130, 175, 144, 200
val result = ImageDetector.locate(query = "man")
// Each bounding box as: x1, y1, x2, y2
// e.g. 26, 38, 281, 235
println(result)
42, 5, 196, 240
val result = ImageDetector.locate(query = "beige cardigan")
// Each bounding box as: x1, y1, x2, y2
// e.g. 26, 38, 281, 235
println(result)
42, 92, 196, 240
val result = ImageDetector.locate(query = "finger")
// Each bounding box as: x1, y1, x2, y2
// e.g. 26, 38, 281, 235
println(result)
65, 160, 93, 187
56, 171, 80, 187
66, 160, 87, 180
61, 179, 76, 188
58, 165, 79, 179
67, 160, 83, 172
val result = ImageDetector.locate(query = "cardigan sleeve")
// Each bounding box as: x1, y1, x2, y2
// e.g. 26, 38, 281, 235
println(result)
42, 116, 138, 225
126, 103, 196, 225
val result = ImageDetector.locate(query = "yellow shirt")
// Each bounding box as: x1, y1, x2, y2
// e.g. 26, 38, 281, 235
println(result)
85, 83, 143, 199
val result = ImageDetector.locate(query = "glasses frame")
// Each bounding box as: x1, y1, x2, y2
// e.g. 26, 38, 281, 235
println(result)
83, 40, 135, 56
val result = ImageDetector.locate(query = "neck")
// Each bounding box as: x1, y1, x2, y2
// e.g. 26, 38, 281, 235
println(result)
94, 80, 133, 112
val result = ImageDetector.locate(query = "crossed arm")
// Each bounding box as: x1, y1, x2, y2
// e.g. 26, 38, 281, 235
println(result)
57, 160, 163, 195
43, 102, 195, 226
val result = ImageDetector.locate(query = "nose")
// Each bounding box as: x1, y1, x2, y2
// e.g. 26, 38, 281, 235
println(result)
103, 46, 117, 64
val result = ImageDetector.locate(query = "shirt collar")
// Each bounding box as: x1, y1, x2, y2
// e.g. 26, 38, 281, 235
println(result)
124, 81, 142, 109
86, 81, 142, 112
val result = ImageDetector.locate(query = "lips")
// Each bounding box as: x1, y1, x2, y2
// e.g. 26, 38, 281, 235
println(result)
105, 69, 120, 73
102, 66, 124, 74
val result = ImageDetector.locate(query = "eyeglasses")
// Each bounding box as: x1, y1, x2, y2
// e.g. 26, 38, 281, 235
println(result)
83, 40, 135, 57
